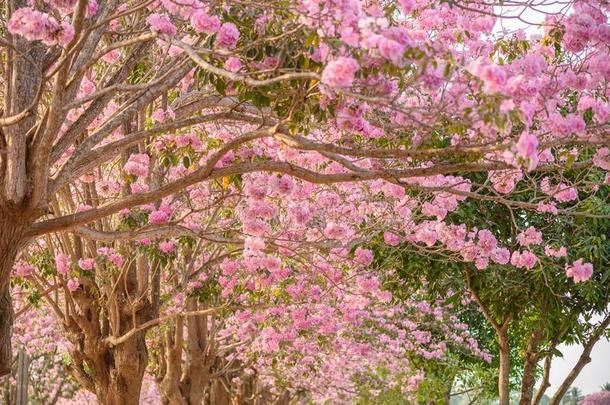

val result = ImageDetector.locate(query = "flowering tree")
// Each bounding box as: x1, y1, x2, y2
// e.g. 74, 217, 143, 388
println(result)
0, 0, 608, 403
581, 391, 610, 405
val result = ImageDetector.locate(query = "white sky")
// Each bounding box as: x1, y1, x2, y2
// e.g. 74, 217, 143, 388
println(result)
547, 339, 610, 395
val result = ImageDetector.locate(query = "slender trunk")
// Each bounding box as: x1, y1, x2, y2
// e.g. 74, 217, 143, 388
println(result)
0, 213, 27, 376
519, 328, 543, 405
498, 330, 511, 405
532, 351, 553, 405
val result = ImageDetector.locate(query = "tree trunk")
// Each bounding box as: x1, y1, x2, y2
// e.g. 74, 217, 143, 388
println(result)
519, 328, 543, 405
498, 331, 511, 405
0, 213, 27, 376
532, 352, 553, 405
94, 334, 148, 405
210, 379, 231, 405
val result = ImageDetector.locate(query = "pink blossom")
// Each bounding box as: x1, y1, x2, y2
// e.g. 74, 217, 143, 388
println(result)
149, 209, 170, 224
124, 153, 150, 177
565, 259, 593, 283
66, 279, 80, 292
108, 254, 123, 268
592, 147, 610, 170
476, 230, 497, 255
378, 39, 405, 66
515, 131, 539, 170
491, 248, 510, 265
146, 13, 176, 36
324, 222, 354, 241
321, 57, 360, 88
398, 0, 416, 14
8, 7, 74, 46
55, 253, 71, 275
354, 247, 374, 265
580, 391, 610, 405
159, 241, 176, 254
511, 250, 537, 269
216, 23, 240, 48
271, 175, 295, 195
517, 226, 542, 247
190, 11, 220, 34
383, 231, 401, 246
224, 57, 242, 72
467, 58, 507, 94
537, 201, 558, 215
13, 261, 34, 277
554, 185, 578, 203
78, 258, 95, 270
544, 245, 567, 258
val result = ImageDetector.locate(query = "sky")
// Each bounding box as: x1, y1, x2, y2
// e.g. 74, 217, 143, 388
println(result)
490, 1, 610, 396
547, 338, 610, 395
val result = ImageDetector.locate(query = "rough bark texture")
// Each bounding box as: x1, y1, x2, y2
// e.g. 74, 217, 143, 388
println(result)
532, 349, 554, 405
498, 330, 511, 405
157, 299, 217, 405
62, 243, 156, 405
0, 0, 45, 375
0, 210, 27, 376
518, 328, 544, 405
96, 335, 148, 405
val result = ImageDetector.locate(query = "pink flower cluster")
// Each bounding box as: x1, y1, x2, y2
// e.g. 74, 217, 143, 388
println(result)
78, 258, 95, 270
13, 261, 34, 278
466, 58, 508, 94
124, 153, 150, 178
541, 178, 579, 203
216, 23, 240, 48
159, 240, 176, 254
8, 7, 75, 46
565, 259, 594, 283
55, 254, 71, 275
98, 247, 124, 267
146, 13, 177, 36
580, 391, 610, 405
149, 203, 174, 224
517, 226, 542, 247
562, 1, 608, 52
515, 132, 539, 170
510, 250, 538, 270
321, 57, 360, 88
191, 11, 220, 34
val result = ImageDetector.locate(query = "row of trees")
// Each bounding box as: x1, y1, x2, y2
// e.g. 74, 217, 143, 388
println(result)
0, 0, 608, 403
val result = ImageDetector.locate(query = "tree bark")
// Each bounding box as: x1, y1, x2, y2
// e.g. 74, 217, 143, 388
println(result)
532, 349, 553, 405
99, 335, 148, 405
498, 330, 511, 405
0, 212, 27, 376
210, 379, 231, 405
519, 328, 543, 405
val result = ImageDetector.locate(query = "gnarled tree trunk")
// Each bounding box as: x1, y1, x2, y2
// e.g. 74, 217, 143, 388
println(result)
157, 299, 220, 405
94, 335, 148, 405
